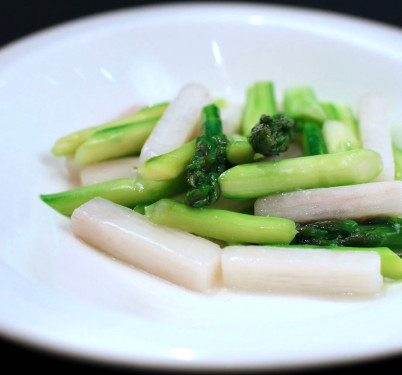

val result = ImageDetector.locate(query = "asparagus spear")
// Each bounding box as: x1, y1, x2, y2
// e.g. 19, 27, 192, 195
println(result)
293, 216, 402, 250
144, 198, 297, 245
321, 102, 360, 138
219, 148, 383, 199
322, 120, 361, 153
40, 174, 186, 216
185, 104, 228, 207
241, 81, 277, 136
51, 102, 168, 156
299, 119, 327, 156
226, 134, 255, 164
283, 86, 326, 123
74, 117, 160, 164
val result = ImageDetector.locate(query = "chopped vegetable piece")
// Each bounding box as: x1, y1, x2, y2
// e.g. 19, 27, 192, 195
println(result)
248, 114, 295, 156
71, 197, 221, 292
221, 245, 383, 295
358, 94, 395, 181
185, 104, 228, 207
221, 102, 243, 135
393, 144, 402, 180
283, 86, 326, 123
226, 134, 255, 164
322, 120, 361, 153
140, 140, 196, 181
144, 198, 297, 245
321, 102, 359, 137
293, 216, 402, 250
219, 149, 383, 199
299, 119, 327, 156
80, 157, 140, 186
255, 181, 402, 223
40, 175, 186, 216
276, 244, 402, 280
74, 117, 160, 164
51, 102, 168, 156
241, 81, 277, 136
139, 83, 211, 163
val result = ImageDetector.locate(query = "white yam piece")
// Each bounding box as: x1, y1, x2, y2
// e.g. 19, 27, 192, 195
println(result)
71, 197, 221, 292
358, 94, 395, 181
221, 246, 383, 296
254, 181, 402, 223
139, 83, 211, 163
220, 102, 243, 135
80, 157, 140, 186
65, 156, 83, 185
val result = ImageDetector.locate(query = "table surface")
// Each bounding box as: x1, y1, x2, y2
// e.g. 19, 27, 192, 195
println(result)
1, 1, 401, 374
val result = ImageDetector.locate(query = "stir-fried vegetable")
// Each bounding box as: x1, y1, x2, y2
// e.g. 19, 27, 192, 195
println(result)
40, 81, 402, 296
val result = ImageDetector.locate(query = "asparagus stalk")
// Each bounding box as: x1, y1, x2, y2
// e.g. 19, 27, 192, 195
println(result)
144, 198, 297, 245
51, 102, 168, 156
219, 148, 383, 199
40, 174, 186, 216
321, 102, 360, 138
74, 117, 160, 164
221, 245, 383, 295
322, 120, 361, 153
254, 181, 402, 223
226, 134, 255, 164
299, 119, 328, 156
71, 197, 221, 292
293, 216, 402, 250
185, 104, 228, 207
393, 144, 402, 180
241, 81, 277, 136
283, 86, 326, 123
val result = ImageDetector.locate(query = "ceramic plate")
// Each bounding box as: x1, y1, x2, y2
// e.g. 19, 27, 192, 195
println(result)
1, 3, 402, 371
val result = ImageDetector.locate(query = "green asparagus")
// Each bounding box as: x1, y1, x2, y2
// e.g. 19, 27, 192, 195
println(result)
219, 149, 383, 199
144, 198, 297, 245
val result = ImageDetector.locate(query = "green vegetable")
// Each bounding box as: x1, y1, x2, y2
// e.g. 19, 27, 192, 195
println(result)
248, 114, 295, 156
144, 198, 297, 245
74, 117, 160, 164
241, 81, 277, 136
40, 175, 186, 216
139, 139, 196, 181
283, 86, 326, 123
322, 120, 361, 153
219, 148, 383, 199
299, 119, 328, 156
51, 102, 169, 156
321, 102, 359, 138
185, 104, 228, 207
293, 216, 402, 250
393, 144, 402, 180
278, 244, 402, 280
226, 134, 255, 164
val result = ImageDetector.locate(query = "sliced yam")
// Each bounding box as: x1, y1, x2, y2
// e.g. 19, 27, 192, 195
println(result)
139, 83, 211, 163
358, 94, 395, 181
71, 197, 221, 292
80, 157, 140, 186
254, 181, 402, 223
221, 245, 383, 296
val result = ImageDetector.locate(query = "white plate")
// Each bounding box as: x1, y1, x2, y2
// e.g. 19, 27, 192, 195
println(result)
1, 2, 402, 371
